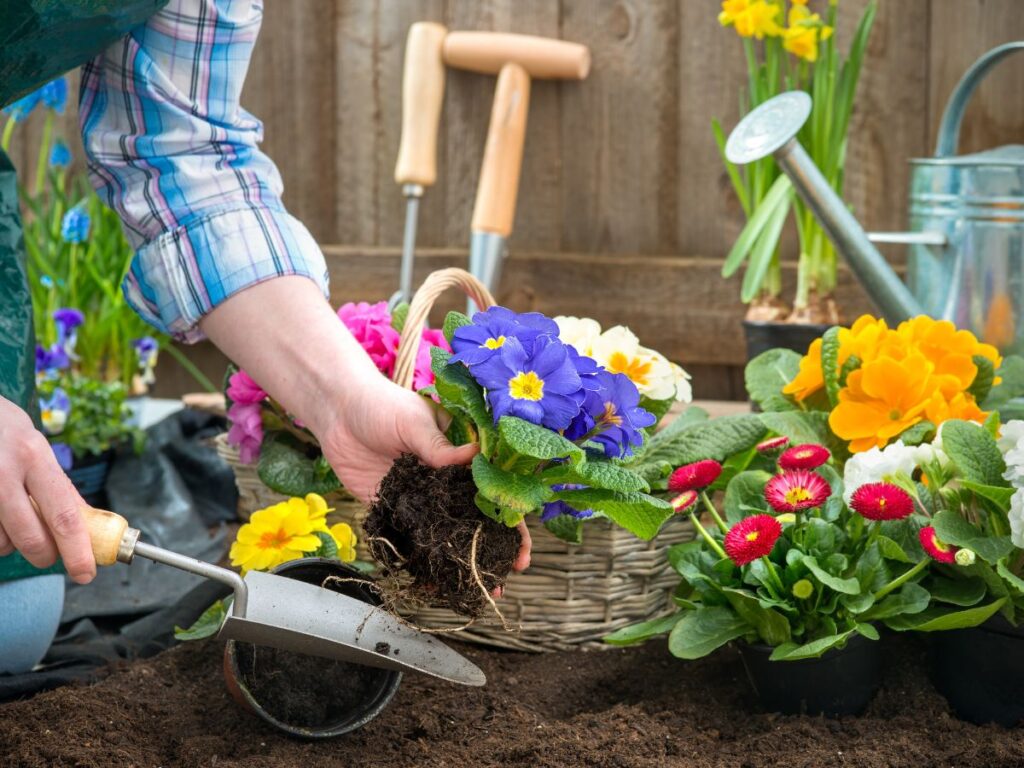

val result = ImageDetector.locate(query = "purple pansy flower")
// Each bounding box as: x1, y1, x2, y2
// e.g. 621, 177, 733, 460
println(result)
227, 401, 264, 464
52, 443, 73, 471
133, 336, 159, 369
541, 484, 595, 522
566, 371, 655, 459
35, 343, 69, 374
471, 335, 583, 430
39, 388, 70, 435
450, 307, 560, 367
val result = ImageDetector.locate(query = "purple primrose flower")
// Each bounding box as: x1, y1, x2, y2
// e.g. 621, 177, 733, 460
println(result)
566, 371, 655, 459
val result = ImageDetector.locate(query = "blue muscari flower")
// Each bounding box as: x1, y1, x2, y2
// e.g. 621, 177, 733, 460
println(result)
61, 205, 90, 243
3, 91, 41, 122
40, 387, 71, 435
52, 442, 73, 471
541, 484, 595, 523
49, 140, 71, 168
39, 77, 67, 115
471, 335, 583, 430
450, 306, 560, 367
565, 370, 656, 459
40, 274, 54, 288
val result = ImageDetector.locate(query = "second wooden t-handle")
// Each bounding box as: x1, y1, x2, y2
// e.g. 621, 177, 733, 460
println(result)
82, 506, 138, 566
470, 62, 531, 237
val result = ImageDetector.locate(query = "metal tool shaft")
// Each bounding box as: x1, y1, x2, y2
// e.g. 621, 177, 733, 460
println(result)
398, 183, 423, 305
133, 540, 249, 617
467, 230, 506, 314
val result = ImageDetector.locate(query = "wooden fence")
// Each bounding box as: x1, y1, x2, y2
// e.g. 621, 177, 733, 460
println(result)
9, 1, 1024, 398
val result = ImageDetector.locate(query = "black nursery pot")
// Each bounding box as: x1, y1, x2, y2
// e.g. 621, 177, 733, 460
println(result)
742, 320, 832, 362
930, 616, 1024, 727
223, 558, 402, 739
66, 449, 114, 507
739, 633, 882, 717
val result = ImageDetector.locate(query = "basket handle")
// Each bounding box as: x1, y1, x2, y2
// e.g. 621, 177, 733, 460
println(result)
391, 268, 496, 390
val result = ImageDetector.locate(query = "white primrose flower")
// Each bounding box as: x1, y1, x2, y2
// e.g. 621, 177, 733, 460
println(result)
670, 362, 693, 404
554, 315, 603, 357
999, 420, 1024, 488
1010, 488, 1024, 549
589, 326, 688, 402
842, 440, 920, 505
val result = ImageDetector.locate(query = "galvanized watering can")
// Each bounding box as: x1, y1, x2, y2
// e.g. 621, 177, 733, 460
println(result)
725, 42, 1024, 351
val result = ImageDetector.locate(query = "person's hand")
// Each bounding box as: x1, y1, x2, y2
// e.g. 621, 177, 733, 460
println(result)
316, 375, 532, 576
0, 396, 96, 583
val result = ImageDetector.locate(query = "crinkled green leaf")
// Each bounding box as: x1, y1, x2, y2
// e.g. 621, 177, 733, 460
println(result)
498, 416, 584, 464
312, 530, 338, 560
962, 480, 1015, 508
821, 326, 841, 407
941, 419, 1007, 487
632, 414, 766, 475
554, 487, 672, 540
442, 310, 472, 345
540, 459, 649, 493
968, 354, 996, 403
668, 606, 750, 660
257, 436, 342, 496
433, 350, 497, 456
472, 454, 552, 517
544, 514, 583, 544
744, 348, 802, 412
758, 410, 847, 460
390, 302, 409, 333
984, 355, 1024, 413
897, 420, 935, 447
838, 354, 862, 388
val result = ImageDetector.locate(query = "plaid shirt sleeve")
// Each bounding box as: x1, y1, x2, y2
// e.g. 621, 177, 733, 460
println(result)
79, 0, 329, 343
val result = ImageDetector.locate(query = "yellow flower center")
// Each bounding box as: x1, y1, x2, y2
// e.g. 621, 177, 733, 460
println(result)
509, 371, 545, 401
745, 531, 760, 542
257, 528, 292, 550
607, 352, 653, 387
600, 401, 623, 426
933, 536, 951, 553
785, 486, 812, 505
878, 498, 887, 508
484, 336, 506, 350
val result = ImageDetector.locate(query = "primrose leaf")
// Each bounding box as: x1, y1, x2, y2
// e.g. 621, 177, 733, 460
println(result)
605, 613, 685, 647
984, 355, 1024, 413
632, 414, 766, 471
802, 555, 861, 595
968, 355, 996, 403
540, 459, 650, 493
390, 302, 409, 333
472, 454, 552, 518
668, 606, 750, 660
897, 420, 936, 446
758, 410, 847, 461
311, 530, 338, 560
554, 487, 672, 540
433, 352, 496, 456
885, 598, 1007, 632
940, 419, 1007, 487
257, 436, 342, 496
544, 514, 584, 544
744, 348, 802, 412
769, 628, 859, 661
442, 311, 473, 345
174, 598, 230, 641
933, 509, 1013, 564
498, 416, 584, 464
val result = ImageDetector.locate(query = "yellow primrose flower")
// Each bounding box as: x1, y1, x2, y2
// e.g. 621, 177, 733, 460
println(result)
329, 522, 358, 563
783, 315, 891, 402
719, 0, 783, 39
229, 498, 324, 574
895, 316, 1002, 397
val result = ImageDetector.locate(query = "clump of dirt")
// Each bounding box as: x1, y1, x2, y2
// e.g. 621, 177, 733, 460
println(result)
364, 454, 520, 617
232, 643, 384, 729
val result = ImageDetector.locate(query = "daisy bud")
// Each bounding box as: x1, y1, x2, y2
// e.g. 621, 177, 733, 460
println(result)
792, 579, 814, 599
778, 443, 831, 471
775, 513, 797, 525
668, 459, 723, 493
954, 548, 976, 567
756, 436, 790, 455
670, 489, 699, 514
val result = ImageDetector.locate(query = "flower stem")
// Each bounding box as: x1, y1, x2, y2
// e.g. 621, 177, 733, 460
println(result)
689, 512, 726, 560
1, 117, 16, 154
873, 558, 928, 602
33, 112, 53, 197
762, 556, 787, 596
700, 490, 729, 534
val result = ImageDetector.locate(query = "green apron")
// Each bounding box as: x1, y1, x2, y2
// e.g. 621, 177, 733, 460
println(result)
0, 0, 166, 582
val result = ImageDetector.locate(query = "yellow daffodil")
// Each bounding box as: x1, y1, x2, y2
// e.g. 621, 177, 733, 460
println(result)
329, 522, 358, 563
719, 0, 783, 39
782, 2, 833, 62
230, 495, 328, 574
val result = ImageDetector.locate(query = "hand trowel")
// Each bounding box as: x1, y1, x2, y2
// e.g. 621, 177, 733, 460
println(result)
82, 506, 486, 686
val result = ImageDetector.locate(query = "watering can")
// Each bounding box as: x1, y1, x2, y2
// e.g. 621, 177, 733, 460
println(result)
725, 42, 1024, 351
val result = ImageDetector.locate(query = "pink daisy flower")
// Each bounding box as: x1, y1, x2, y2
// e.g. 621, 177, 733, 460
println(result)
850, 483, 914, 521
668, 460, 723, 493
764, 470, 831, 513
724, 514, 782, 566
920, 526, 958, 564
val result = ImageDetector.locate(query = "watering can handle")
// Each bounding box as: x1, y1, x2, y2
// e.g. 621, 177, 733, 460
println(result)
935, 41, 1024, 158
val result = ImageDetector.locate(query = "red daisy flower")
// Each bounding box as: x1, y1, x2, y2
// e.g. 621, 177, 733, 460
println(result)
668, 459, 723, 493
850, 483, 914, 521
756, 436, 790, 454
724, 514, 783, 566
670, 490, 699, 514
764, 470, 832, 513
920, 526, 958, 564
779, 443, 831, 471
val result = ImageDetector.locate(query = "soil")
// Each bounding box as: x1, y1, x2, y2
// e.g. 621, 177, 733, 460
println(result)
365, 454, 520, 617
4, 633, 1024, 768
232, 643, 385, 729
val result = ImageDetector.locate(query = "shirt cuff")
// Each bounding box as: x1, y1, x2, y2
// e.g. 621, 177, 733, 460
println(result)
122, 205, 330, 343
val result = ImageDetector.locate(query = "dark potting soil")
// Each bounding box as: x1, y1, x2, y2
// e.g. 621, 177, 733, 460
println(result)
233, 642, 382, 729
365, 454, 520, 617
5, 633, 1024, 768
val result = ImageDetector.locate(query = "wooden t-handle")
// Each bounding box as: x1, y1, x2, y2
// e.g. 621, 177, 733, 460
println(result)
443, 32, 590, 80
394, 21, 448, 187
82, 506, 137, 566
471, 63, 531, 237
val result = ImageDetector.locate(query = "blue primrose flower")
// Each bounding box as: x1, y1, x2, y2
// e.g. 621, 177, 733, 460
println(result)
566, 371, 656, 459
49, 140, 72, 168
450, 306, 560, 367
61, 206, 90, 243
471, 335, 583, 430
51, 443, 73, 471
540, 484, 595, 522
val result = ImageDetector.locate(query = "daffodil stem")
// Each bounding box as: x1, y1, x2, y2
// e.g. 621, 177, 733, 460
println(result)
873, 558, 928, 602
700, 491, 729, 534
689, 512, 726, 560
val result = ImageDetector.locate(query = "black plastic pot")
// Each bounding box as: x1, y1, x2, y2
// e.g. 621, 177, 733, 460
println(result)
66, 449, 113, 507
223, 558, 402, 738
739, 633, 882, 717
742, 320, 832, 362
930, 616, 1024, 727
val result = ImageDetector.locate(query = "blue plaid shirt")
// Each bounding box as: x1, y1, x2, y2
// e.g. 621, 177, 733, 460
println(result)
80, 0, 329, 342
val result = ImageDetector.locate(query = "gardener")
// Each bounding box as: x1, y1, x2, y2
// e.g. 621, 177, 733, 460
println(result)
0, 0, 531, 586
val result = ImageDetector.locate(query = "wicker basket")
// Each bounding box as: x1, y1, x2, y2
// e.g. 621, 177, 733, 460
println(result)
388, 268, 695, 651
214, 433, 372, 560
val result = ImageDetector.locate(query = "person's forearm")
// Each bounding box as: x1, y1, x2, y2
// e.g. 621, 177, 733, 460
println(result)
199, 276, 380, 436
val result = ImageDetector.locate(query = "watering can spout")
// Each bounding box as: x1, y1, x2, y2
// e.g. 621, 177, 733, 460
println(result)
725, 92, 924, 325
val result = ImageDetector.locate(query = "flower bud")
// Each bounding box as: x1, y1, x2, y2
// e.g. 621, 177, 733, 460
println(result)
954, 548, 976, 566
792, 579, 814, 599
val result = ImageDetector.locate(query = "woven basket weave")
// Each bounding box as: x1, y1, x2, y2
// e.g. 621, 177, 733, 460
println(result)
388, 268, 695, 651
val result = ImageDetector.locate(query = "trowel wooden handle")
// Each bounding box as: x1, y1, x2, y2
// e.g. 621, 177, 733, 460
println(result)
471, 63, 530, 237
443, 31, 590, 80
394, 22, 448, 187
83, 506, 135, 566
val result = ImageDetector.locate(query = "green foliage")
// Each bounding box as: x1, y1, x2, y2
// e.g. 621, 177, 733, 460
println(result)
983, 355, 1024, 418
552, 487, 672, 541
257, 435, 342, 497
885, 598, 1007, 632
932, 509, 1013, 565
471, 453, 552, 524
174, 598, 230, 641
390, 302, 410, 333
968, 355, 996, 402
667, 607, 750, 660
442, 311, 473, 345
629, 413, 765, 476
544, 514, 584, 545
821, 326, 841, 407
604, 613, 684, 646
39, 372, 142, 459
744, 349, 801, 412
498, 416, 584, 464
940, 419, 1007, 487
